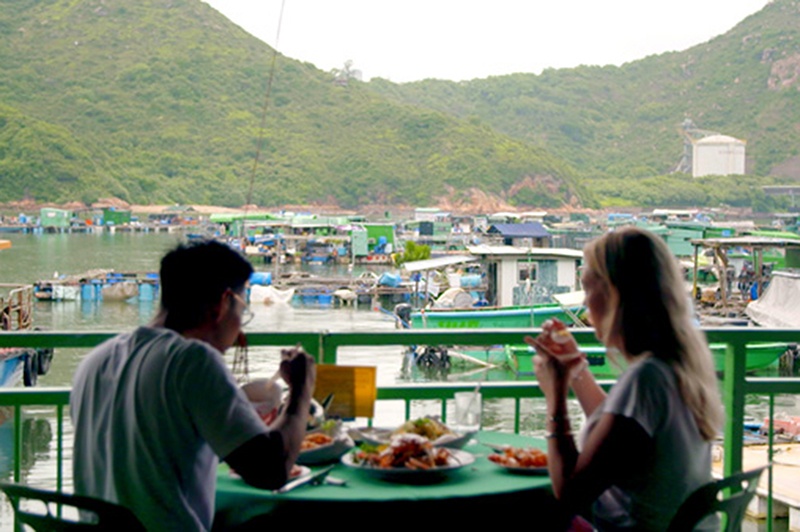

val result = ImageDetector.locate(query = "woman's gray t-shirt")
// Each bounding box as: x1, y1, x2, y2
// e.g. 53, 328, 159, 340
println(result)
584, 356, 717, 531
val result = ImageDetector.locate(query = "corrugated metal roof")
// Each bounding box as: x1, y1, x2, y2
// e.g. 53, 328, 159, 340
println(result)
467, 245, 583, 259
487, 222, 551, 238
402, 255, 478, 272
690, 236, 800, 248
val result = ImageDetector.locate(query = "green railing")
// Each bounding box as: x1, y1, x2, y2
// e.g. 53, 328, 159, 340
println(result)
1, 328, 799, 529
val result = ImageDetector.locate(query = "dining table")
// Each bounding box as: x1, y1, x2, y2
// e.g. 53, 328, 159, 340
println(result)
213, 431, 562, 529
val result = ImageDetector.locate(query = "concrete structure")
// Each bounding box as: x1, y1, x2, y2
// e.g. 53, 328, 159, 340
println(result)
692, 134, 746, 177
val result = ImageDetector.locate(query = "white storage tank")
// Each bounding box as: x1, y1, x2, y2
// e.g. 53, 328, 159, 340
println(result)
692, 134, 746, 177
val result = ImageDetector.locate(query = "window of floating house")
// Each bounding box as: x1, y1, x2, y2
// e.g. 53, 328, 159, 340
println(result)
517, 261, 537, 283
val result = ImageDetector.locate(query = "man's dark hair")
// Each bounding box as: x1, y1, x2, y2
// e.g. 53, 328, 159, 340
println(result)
159, 240, 253, 332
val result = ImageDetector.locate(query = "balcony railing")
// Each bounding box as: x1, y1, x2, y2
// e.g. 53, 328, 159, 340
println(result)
1, 328, 799, 530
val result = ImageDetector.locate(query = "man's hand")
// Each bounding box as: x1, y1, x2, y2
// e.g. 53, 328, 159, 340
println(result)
279, 346, 316, 396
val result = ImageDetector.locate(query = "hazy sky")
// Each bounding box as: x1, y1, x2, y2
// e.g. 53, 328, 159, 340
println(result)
204, 0, 772, 82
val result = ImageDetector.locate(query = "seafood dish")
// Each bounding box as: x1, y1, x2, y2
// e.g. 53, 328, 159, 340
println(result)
488, 446, 548, 475
352, 434, 451, 470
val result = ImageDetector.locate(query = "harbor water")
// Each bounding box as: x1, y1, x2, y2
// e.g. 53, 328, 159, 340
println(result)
0, 232, 795, 530
0, 234, 559, 496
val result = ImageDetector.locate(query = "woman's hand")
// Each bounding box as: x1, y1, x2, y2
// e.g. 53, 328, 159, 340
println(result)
525, 320, 588, 399
531, 352, 569, 400
535, 318, 581, 358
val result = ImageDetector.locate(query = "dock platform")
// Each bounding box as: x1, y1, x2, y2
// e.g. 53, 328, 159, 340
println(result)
713, 443, 800, 530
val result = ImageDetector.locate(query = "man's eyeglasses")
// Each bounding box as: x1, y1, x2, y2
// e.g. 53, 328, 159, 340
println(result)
231, 292, 255, 327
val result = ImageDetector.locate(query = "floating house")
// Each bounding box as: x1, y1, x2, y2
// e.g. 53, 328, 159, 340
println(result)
102, 207, 132, 226
467, 245, 583, 307
39, 208, 72, 230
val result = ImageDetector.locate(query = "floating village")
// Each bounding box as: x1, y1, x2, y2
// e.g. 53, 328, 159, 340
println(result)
3, 202, 800, 528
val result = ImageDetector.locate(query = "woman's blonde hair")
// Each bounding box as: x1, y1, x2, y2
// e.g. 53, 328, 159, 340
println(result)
583, 227, 723, 440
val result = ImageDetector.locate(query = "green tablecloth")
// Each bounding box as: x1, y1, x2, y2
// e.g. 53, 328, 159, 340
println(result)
214, 431, 554, 529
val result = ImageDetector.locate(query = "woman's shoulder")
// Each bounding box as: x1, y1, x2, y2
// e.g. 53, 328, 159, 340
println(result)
619, 355, 675, 387
606, 356, 678, 417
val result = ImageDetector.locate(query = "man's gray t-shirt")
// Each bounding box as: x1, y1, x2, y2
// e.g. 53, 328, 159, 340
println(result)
71, 327, 267, 531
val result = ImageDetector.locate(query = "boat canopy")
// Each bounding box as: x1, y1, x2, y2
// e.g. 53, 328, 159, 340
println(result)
402, 255, 478, 272
746, 270, 800, 327
552, 290, 586, 308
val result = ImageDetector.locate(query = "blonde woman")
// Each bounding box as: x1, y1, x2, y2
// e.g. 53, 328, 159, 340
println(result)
527, 227, 723, 531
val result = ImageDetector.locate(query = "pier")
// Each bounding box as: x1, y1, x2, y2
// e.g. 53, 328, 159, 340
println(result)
714, 443, 800, 530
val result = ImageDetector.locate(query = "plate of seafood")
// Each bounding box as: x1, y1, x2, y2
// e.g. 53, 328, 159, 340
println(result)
342, 433, 474, 483
487, 446, 549, 475
297, 431, 355, 466
349, 417, 476, 450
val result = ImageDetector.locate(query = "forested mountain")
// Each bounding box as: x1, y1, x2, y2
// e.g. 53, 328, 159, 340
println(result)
0, 0, 583, 208
367, 0, 800, 208
1, 0, 799, 209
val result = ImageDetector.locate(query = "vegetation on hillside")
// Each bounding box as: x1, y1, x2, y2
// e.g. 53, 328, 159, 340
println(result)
1, 0, 799, 209
0, 0, 584, 208
367, 0, 800, 208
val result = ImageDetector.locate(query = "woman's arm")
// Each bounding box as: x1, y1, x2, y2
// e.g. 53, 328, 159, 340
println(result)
535, 354, 653, 509
525, 320, 607, 418
559, 412, 654, 510
569, 365, 607, 418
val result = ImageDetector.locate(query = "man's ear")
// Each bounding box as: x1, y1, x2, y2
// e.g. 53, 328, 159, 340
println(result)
212, 289, 233, 325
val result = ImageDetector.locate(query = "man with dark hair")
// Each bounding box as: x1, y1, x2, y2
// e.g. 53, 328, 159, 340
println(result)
71, 240, 315, 531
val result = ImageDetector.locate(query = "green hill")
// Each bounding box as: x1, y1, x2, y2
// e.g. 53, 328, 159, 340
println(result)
366, 0, 800, 208
2, 0, 799, 210
0, 0, 585, 208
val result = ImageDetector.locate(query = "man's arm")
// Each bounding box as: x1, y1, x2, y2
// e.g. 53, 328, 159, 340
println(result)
224, 348, 315, 490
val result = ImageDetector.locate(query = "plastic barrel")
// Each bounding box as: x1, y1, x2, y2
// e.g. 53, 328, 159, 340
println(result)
139, 283, 154, 301
81, 284, 93, 301
460, 274, 481, 288
378, 272, 402, 287
250, 272, 272, 286
91, 279, 103, 300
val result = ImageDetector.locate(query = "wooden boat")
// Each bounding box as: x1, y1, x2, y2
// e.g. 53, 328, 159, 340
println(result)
1, 284, 54, 387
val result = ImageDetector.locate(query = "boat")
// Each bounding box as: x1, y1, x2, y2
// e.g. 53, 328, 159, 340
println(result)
409, 303, 584, 329
746, 270, 800, 327
1, 284, 54, 387
397, 247, 586, 329
505, 341, 788, 376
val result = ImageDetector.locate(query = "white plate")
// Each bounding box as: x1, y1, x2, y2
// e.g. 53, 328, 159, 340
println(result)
350, 427, 476, 449
297, 436, 355, 465
490, 461, 549, 476
341, 449, 475, 483
229, 464, 310, 480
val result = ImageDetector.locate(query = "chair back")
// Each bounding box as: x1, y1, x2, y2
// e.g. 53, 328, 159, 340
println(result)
0, 482, 145, 532
667, 465, 769, 532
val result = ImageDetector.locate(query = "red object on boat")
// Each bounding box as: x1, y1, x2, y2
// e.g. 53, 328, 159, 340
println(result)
760, 416, 800, 438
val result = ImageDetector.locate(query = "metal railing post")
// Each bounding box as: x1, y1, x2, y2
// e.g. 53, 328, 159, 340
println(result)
320, 331, 337, 365
722, 340, 747, 478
